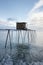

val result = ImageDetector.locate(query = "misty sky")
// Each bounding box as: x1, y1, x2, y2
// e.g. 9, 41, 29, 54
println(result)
0, 0, 43, 29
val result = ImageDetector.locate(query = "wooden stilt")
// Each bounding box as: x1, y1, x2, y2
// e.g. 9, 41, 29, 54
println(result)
28, 30, 29, 44
5, 30, 9, 48
9, 30, 12, 50
20, 30, 23, 44
18, 30, 19, 44
23, 30, 27, 44
5, 30, 12, 55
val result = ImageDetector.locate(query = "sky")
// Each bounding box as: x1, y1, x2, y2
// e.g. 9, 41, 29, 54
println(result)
0, 0, 38, 21
0, 0, 43, 29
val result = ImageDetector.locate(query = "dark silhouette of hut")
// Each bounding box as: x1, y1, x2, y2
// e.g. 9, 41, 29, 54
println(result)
16, 22, 27, 30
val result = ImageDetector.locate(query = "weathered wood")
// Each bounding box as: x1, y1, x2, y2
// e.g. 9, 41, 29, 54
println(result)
16, 22, 26, 30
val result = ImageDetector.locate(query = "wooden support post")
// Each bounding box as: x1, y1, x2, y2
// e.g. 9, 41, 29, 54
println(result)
5, 30, 9, 55
9, 30, 12, 50
9, 31, 12, 55
5, 30, 12, 55
18, 30, 19, 44
28, 30, 29, 44
20, 30, 23, 43
5, 30, 9, 48
20, 30, 23, 44
23, 30, 27, 44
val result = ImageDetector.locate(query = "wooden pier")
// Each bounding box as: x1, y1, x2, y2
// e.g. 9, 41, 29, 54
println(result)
0, 22, 36, 55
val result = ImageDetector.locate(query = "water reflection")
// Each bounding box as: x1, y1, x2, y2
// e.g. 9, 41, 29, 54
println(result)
0, 30, 43, 65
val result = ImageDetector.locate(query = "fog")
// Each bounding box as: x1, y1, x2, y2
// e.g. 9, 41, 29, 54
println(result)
0, 30, 43, 47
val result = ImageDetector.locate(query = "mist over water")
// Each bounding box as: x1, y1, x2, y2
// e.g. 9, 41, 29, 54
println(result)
0, 30, 43, 65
